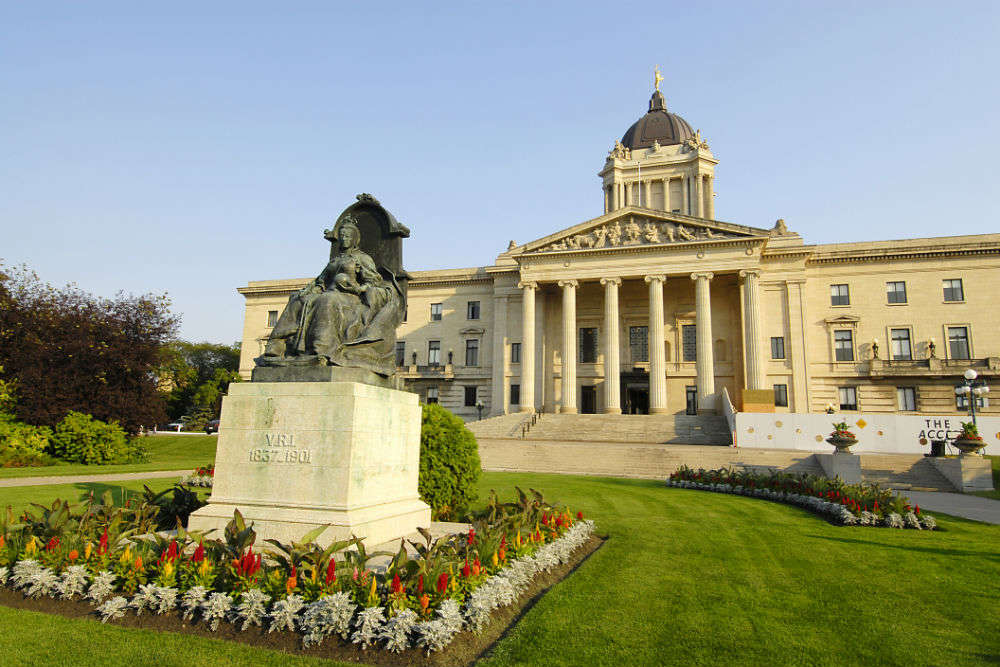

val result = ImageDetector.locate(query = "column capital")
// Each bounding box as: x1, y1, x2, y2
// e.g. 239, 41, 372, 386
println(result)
739, 269, 762, 281
600, 276, 622, 287
690, 272, 715, 282
517, 281, 538, 291
644, 274, 666, 284
557, 279, 579, 289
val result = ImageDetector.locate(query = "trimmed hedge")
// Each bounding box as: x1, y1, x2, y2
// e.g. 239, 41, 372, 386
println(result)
418, 403, 481, 520
48, 411, 146, 464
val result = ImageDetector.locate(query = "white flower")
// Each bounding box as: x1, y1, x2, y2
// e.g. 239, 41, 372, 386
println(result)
59, 565, 91, 599
152, 586, 179, 614
379, 609, 418, 653
97, 596, 129, 623
85, 571, 117, 604
920, 515, 937, 530
268, 594, 305, 633
231, 589, 271, 631
200, 592, 233, 631
299, 592, 357, 647
351, 606, 386, 649
131, 583, 159, 615
414, 619, 454, 654
181, 585, 210, 621
0, 566, 9, 585
904, 512, 923, 530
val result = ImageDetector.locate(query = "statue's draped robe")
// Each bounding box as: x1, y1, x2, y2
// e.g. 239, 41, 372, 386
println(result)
264, 247, 402, 376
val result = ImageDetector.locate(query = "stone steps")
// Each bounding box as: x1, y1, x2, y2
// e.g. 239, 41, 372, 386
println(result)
467, 413, 530, 438
859, 454, 957, 492
504, 413, 733, 446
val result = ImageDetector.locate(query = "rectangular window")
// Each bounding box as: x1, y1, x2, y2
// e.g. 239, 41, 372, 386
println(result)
430, 303, 442, 321
466, 301, 480, 320
943, 279, 964, 302
830, 284, 850, 306
890, 328, 912, 360
887, 281, 907, 304
682, 324, 697, 362
838, 386, 858, 411
510, 342, 521, 364
267, 310, 278, 327
770, 336, 786, 360
465, 339, 479, 366
428, 340, 441, 366
426, 387, 438, 404
897, 387, 916, 411
834, 330, 854, 362
773, 384, 788, 407
510, 383, 521, 405
630, 326, 649, 363
395, 341, 406, 367
579, 327, 598, 364
464, 386, 477, 407
947, 326, 970, 359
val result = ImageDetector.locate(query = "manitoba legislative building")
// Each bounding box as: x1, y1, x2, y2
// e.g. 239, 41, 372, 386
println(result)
237, 84, 1000, 425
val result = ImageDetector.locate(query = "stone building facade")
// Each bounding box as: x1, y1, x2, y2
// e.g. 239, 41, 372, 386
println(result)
237, 85, 1000, 422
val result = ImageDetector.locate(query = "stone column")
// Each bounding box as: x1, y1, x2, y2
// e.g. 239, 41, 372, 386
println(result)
518, 282, 537, 413
558, 279, 579, 413
643, 180, 651, 209
695, 173, 704, 217
600, 277, 622, 413
645, 274, 668, 413
603, 187, 609, 214
490, 294, 509, 416
690, 272, 716, 412
682, 175, 690, 214
707, 176, 715, 219
662, 177, 670, 211
740, 270, 764, 390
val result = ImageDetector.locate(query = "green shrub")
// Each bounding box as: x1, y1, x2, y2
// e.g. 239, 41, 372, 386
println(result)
48, 411, 147, 464
419, 403, 481, 520
0, 415, 54, 467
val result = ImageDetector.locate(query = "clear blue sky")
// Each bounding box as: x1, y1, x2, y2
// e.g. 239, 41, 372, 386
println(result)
2, 2, 998, 343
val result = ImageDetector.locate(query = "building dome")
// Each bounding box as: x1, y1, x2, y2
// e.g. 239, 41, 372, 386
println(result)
620, 90, 694, 149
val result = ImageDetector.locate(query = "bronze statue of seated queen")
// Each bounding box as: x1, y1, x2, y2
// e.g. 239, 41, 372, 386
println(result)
255, 194, 409, 382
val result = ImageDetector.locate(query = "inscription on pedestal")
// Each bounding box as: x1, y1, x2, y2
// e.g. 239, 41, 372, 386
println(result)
249, 432, 312, 464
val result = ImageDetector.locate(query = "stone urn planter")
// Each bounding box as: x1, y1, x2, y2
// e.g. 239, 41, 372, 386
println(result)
952, 438, 986, 456
826, 435, 858, 452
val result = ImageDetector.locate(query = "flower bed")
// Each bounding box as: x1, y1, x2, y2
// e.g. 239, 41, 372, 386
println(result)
181, 464, 214, 487
0, 488, 594, 655
667, 466, 937, 530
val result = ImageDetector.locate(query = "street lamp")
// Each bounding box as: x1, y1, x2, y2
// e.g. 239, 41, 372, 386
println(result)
475, 400, 485, 421
955, 368, 990, 428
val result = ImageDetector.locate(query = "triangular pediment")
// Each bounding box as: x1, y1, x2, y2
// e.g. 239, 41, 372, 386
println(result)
511, 207, 771, 256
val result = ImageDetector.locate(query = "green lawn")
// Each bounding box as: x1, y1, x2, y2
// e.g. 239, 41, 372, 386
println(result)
0, 434, 217, 479
0, 478, 189, 516
0, 471, 997, 666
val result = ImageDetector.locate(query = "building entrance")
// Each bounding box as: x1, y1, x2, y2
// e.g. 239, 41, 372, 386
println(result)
621, 370, 650, 415
581, 385, 597, 414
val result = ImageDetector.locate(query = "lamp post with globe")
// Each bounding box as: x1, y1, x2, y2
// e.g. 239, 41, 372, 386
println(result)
955, 368, 989, 428
475, 399, 485, 421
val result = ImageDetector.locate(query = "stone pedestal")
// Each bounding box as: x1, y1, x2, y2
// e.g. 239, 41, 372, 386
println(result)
816, 452, 862, 484
188, 381, 430, 547
930, 456, 995, 493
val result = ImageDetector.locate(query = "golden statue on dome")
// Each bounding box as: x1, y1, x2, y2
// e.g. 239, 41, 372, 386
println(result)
653, 65, 663, 92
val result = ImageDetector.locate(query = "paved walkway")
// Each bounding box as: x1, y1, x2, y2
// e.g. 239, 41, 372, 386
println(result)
0, 470, 189, 488
905, 490, 1000, 525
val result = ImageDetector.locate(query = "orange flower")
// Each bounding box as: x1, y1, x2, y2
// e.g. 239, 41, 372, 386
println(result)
419, 594, 430, 613
286, 565, 298, 595
0, 535, 5, 549
133, 555, 143, 571
68, 549, 79, 561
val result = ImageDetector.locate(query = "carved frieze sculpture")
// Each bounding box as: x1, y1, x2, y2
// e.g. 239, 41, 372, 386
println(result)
538, 217, 735, 253
255, 194, 410, 378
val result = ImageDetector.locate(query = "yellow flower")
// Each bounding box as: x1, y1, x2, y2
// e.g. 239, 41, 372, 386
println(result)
198, 558, 211, 577
491, 552, 499, 567
162, 559, 175, 578
84, 542, 93, 560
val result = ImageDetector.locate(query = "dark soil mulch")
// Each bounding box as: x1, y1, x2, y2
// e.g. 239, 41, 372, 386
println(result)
0, 534, 604, 666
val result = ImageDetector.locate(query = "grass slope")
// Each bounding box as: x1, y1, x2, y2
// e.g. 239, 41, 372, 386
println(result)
0, 472, 997, 666
0, 435, 217, 479
0, 478, 189, 516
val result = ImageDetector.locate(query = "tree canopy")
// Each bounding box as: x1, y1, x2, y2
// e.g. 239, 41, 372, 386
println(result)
159, 340, 241, 425
0, 264, 179, 433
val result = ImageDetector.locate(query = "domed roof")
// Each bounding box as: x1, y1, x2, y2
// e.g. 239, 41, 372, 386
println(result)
621, 91, 694, 149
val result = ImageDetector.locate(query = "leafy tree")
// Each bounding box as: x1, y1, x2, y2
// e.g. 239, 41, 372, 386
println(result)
159, 341, 241, 424
0, 264, 179, 434
419, 403, 481, 520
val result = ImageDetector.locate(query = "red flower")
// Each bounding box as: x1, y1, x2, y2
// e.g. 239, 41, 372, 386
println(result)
46, 537, 59, 552
417, 574, 424, 594
467, 527, 475, 545
436, 572, 448, 593
98, 528, 109, 555
325, 559, 337, 586
192, 542, 205, 563
390, 573, 404, 594
576, 511, 584, 520
914, 505, 921, 515
461, 559, 471, 578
